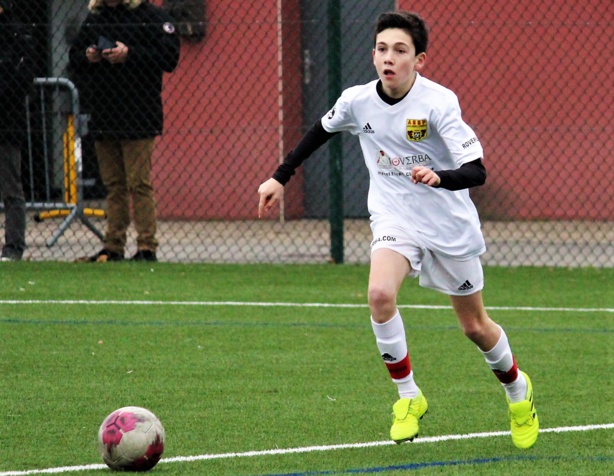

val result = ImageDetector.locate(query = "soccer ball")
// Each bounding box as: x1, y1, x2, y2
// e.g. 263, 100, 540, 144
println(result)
97, 406, 165, 471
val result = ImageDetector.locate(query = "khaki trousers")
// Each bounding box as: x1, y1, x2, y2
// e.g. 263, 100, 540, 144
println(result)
95, 138, 158, 254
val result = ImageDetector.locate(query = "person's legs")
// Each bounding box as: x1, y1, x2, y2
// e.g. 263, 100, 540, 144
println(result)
369, 248, 427, 443
95, 139, 129, 256
450, 291, 528, 399
0, 143, 26, 260
122, 138, 158, 254
369, 248, 415, 392
450, 291, 539, 449
449, 291, 500, 351
369, 248, 409, 322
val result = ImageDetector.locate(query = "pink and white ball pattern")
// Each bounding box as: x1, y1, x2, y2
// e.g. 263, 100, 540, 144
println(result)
98, 406, 165, 471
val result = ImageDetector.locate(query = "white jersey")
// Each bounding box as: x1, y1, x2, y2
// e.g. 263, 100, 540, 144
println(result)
321, 73, 486, 259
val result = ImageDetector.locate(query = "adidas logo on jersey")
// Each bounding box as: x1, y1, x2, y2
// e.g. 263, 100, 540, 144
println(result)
458, 280, 474, 291
363, 123, 375, 133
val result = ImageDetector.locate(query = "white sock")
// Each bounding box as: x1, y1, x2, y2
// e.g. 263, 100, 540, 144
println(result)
481, 326, 527, 402
504, 373, 528, 403
395, 371, 420, 399
371, 311, 420, 399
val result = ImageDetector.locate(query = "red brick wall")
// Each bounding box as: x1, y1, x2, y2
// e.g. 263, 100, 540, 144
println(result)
398, 0, 613, 219
154, 0, 303, 220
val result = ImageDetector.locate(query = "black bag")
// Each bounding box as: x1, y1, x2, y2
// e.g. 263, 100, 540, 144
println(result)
162, 0, 206, 41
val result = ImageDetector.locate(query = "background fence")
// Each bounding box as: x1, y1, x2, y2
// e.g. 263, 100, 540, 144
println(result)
1, 0, 612, 266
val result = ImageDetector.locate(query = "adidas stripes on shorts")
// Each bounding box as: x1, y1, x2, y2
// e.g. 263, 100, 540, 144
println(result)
370, 219, 484, 296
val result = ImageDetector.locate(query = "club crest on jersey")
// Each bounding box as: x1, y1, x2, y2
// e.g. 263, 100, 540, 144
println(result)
406, 119, 428, 142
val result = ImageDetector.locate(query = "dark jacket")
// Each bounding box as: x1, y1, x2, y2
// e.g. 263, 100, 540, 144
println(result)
0, 4, 35, 145
68, 1, 180, 140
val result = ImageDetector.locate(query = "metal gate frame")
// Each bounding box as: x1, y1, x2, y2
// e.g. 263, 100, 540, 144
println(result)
25, 77, 104, 247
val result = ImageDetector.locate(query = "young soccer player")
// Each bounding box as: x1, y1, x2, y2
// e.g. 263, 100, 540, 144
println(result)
257, 11, 538, 449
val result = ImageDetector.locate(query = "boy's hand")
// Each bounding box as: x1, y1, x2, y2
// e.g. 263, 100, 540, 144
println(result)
257, 178, 283, 218
411, 166, 441, 187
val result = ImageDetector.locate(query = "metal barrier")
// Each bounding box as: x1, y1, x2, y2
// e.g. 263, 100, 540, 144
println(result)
25, 78, 105, 247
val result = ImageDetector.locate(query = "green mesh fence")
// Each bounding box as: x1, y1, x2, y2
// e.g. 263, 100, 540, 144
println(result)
1, 0, 612, 266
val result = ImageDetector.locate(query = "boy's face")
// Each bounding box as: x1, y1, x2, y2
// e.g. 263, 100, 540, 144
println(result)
373, 28, 426, 98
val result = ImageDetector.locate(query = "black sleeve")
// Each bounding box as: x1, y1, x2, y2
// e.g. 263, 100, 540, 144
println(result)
13, 24, 35, 98
68, 14, 97, 72
435, 159, 487, 191
272, 120, 339, 185
127, 5, 180, 73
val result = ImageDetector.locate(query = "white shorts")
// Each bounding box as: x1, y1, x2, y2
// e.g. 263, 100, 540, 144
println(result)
370, 219, 484, 296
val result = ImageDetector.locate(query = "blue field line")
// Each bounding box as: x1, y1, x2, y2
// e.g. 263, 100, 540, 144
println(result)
260, 455, 614, 476
0, 317, 612, 335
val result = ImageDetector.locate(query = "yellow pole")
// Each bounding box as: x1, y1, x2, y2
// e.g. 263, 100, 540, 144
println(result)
63, 114, 78, 205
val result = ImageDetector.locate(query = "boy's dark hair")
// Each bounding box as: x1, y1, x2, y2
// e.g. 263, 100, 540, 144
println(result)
374, 11, 428, 55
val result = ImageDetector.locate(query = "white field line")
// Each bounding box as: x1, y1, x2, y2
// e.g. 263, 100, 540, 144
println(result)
1, 423, 612, 476
0, 299, 613, 313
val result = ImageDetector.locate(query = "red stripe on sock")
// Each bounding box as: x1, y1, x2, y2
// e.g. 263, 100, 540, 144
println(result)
385, 354, 411, 380
492, 356, 518, 384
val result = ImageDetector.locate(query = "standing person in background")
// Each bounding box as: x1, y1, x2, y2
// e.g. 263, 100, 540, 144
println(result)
69, 0, 180, 262
0, 0, 34, 261
258, 11, 538, 449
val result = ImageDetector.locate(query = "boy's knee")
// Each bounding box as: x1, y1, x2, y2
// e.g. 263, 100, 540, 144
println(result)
461, 323, 484, 343
460, 318, 497, 347
368, 284, 397, 317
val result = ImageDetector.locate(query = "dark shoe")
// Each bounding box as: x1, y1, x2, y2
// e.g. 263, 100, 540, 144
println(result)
75, 249, 124, 263
131, 250, 157, 262
1, 246, 23, 261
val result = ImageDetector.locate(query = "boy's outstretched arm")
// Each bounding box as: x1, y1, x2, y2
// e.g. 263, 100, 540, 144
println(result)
257, 120, 338, 218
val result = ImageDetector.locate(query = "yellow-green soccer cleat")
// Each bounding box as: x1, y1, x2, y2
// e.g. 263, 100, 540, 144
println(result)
390, 390, 428, 443
508, 371, 539, 449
